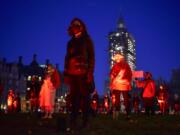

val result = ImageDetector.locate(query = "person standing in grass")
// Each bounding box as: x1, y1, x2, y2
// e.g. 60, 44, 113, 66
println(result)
39, 64, 60, 119
64, 18, 95, 131
135, 72, 156, 116
110, 53, 132, 120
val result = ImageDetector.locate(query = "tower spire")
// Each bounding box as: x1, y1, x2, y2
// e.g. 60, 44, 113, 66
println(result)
117, 15, 126, 30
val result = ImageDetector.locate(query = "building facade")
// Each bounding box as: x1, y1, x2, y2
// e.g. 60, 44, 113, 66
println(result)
108, 17, 136, 70
104, 17, 137, 97
0, 55, 64, 108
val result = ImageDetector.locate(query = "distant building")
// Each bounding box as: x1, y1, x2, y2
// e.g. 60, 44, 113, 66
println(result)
0, 58, 26, 103
23, 54, 45, 100
104, 17, 137, 95
108, 17, 136, 70
0, 54, 64, 104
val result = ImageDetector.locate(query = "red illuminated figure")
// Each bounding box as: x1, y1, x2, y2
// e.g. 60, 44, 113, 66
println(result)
7, 89, 15, 113
111, 93, 116, 119
64, 18, 95, 130
91, 90, 99, 116
156, 85, 169, 114
13, 92, 21, 112
135, 72, 156, 116
110, 53, 132, 120
111, 93, 116, 108
103, 93, 109, 114
39, 64, 60, 119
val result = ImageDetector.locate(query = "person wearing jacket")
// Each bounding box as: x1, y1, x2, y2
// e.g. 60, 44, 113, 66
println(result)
7, 89, 15, 113
90, 90, 99, 116
39, 64, 60, 119
156, 84, 169, 114
39, 74, 54, 118
110, 53, 132, 120
135, 72, 156, 116
64, 18, 95, 130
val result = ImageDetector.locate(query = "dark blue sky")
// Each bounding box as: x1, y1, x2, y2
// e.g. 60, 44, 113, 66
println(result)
0, 0, 180, 95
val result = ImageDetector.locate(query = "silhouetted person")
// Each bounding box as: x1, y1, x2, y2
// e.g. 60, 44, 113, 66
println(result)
173, 94, 180, 114
14, 92, 21, 112
132, 93, 140, 114
29, 76, 39, 112
65, 91, 71, 113
64, 18, 95, 131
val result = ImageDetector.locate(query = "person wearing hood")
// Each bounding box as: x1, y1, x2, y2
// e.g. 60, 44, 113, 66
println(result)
64, 18, 95, 131
110, 53, 132, 120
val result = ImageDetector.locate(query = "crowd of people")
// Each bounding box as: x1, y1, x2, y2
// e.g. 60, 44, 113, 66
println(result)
90, 75, 180, 118
0, 18, 180, 133
3, 64, 61, 117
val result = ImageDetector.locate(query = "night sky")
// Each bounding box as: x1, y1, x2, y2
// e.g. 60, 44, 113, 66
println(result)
0, 0, 180, 95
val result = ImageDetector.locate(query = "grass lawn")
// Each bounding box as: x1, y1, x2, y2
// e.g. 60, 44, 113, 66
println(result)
0, 113, 180, 135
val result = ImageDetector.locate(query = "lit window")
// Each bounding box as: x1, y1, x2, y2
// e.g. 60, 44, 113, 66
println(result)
39, 76, 42, 81
28, 76, 31, 81
58, 98, 61, 102
116, 33, 120, 36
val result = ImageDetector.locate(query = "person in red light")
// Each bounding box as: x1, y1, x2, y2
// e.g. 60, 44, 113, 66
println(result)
110, 53, 132, 120
13, 92, 21, 112
103, 93, 110, 114
49, 64, 61, 92
156, 84, 169, 115
39, 64, 60, 119
39, 74, 54, 118
47, 64, 61, 114
135, 72, 156, 116
64, 18, 95, 131
91, 90, 99, 116
111, 93, 116, 119
111, 93, 116, 109
7, 89, 15, 113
